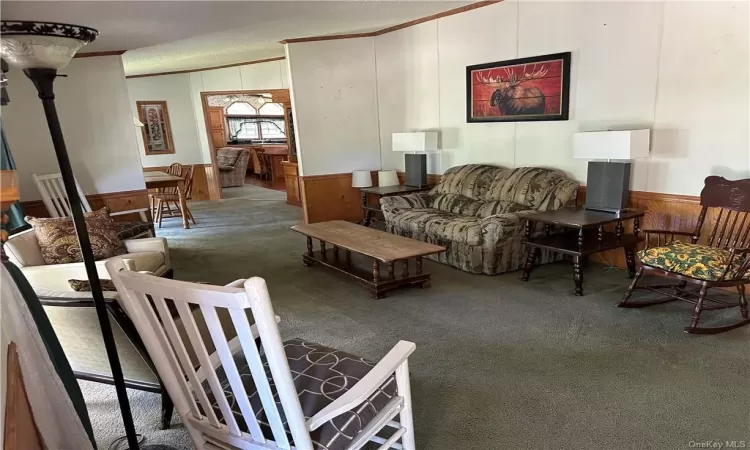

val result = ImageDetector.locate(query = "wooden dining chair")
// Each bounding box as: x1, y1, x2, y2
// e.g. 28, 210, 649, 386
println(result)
620, 176, 750, 334
149, 163, 183, 218
106, 258, 417, 450
152, 165, 196, 228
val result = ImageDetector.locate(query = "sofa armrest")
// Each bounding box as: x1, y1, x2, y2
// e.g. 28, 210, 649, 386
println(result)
380, 193, 431, 218
5, 228, 45, 268
124, 237, 171, 270
480, 213, 529, 244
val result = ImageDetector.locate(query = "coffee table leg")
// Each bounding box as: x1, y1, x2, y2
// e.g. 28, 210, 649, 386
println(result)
521, 247, 535, 281
624, 245, 636, 278
346, 250, 352, 265
388, 262, 394, 279
320, 241, 327, 260
402, 261, 409, 278
372, 260, 380, 283
303, 237, 314, 266
573, 255, 584, 296
333, 245, 339, 262
416, 257, 423, 275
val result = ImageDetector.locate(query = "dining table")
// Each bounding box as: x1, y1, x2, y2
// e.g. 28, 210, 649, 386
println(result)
143, 170, 190, 229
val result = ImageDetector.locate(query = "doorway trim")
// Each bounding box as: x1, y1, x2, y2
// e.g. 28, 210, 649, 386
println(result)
199, 89, 291, 200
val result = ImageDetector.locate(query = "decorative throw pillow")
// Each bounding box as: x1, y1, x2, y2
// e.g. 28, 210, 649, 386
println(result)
68, 279, 117, 292
26, 208, 127, 265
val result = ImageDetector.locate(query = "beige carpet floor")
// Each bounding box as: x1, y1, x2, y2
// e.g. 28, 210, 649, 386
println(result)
81, 184, 750, 450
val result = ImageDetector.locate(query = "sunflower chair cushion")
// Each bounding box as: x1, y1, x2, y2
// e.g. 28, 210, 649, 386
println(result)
638, 241, 748, 281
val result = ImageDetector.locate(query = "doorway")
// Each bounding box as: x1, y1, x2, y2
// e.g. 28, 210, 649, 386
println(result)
199, 89, 297, 199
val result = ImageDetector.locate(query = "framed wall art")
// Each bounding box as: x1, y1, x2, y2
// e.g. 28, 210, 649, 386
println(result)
136, 100, 175, 155
466, 52, 571, 123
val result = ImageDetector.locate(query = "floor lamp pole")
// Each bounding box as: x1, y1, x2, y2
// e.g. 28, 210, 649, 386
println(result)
24, 68, 141, 450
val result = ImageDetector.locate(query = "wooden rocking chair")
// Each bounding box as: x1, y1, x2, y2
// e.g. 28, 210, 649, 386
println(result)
105, 258, 417, 450
620, 176, 750, 334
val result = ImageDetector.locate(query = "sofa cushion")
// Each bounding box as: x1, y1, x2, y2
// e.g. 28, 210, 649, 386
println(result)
484, 167, 578, 210
431, 193, 484, 215
430, 164, 508, 200
389, 208, 483, 245
476, 200, 530, 218
205, 338, 397, 450
216, 147, 243, 167
20, 251, 166, 295
26, 209, 126, 265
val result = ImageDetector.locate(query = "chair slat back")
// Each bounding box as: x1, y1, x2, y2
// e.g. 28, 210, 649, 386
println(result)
32, 173, 92, 218
161, 163, 183, 195
699, 176, 750, 249
106, 259, 311, 449
181, 165, 195, 200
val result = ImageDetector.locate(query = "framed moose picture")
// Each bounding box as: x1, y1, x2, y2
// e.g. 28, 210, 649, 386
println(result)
136, 100, 175, 155
466, 52, 571, 123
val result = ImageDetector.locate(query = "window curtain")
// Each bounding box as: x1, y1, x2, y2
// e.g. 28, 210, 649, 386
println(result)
227, 116, 247, 139
1, 120, 28, 233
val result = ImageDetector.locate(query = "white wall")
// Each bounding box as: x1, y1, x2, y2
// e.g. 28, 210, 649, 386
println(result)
188, 59, 290, 163
2, 56, 146, 201
127, 74, 204, 167
286, 38, 381, 176
373, 0, 749, 195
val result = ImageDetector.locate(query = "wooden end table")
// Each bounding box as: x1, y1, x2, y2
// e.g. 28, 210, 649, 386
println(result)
291, 220, 445, 298
360, 184, 433, 227
518, 207, 645, 296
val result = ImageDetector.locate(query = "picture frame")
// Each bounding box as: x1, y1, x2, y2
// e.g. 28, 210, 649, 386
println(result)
466, 52, 571, 123
136, 100, 175, 155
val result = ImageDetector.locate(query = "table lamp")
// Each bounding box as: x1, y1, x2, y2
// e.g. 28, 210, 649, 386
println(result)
573, 129, 650, 214
352, 170, 373, 188
378, 170, 399, 187
392, 132, 438, 188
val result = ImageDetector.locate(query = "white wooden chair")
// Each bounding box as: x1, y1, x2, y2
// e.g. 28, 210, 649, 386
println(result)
105, 258, 417, 450
32, 173, 153, 239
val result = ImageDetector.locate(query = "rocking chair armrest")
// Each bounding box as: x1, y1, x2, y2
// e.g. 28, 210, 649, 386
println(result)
306, 340, 416, 431
642, 229, 696, 249
728, 247, 750, 256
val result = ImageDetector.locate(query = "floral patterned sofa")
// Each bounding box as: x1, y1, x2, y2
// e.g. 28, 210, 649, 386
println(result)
380, 164, 579, 275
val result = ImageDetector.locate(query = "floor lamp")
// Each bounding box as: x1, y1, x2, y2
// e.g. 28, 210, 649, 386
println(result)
0, 21, 173, 450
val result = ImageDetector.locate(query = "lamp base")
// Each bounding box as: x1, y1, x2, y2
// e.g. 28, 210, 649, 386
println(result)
404, 154, 427, 187
584, 161, 631, 214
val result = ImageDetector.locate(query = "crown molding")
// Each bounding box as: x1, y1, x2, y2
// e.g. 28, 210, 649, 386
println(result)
125, 56, 286, 79
279, 1, 502, 44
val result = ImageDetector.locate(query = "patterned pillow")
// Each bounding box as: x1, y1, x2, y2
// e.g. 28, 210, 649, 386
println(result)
26, 208, 127, 265
68, 279, 117, 291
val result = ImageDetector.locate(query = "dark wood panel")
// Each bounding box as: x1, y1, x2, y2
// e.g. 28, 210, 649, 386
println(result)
300, 173, 364, 224
282, 161, 301, 206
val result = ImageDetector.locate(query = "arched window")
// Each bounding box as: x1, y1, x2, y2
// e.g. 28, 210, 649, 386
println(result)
226, 101, 256, 115
258, 102, 284, 115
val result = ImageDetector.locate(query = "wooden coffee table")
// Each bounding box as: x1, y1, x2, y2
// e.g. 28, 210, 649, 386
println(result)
291, 220, 446, 298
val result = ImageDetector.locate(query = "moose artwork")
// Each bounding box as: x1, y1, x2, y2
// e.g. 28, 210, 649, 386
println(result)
466, 52, 571, 123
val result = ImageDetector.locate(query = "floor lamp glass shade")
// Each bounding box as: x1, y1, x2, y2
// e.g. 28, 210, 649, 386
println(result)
0, 21, 98, 69
351, 170, 373, 188
378, 170, 399, 187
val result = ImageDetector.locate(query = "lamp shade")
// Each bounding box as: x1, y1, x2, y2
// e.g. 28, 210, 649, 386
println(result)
573, 129, 650, 160
392, 132, 438, 152
0, 21, 98, 70
351, 170, 373, 188
378, 170, 399, 187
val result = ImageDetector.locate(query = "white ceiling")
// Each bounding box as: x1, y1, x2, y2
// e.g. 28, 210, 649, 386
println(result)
2, 1, 471, 76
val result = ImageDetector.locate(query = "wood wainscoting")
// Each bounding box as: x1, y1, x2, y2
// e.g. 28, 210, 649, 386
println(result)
299, 173, 365, 224
21, 188, 151, 221
299, 171, 708, 272
143, 163, 212, 201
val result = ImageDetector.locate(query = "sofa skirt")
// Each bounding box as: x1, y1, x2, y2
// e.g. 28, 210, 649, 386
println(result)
386, 224, 561, 275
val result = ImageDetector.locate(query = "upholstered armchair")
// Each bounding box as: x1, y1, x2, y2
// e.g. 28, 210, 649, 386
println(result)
216, 147, 250, 188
